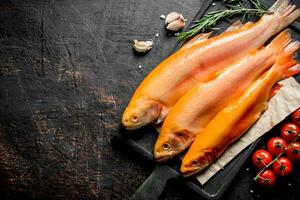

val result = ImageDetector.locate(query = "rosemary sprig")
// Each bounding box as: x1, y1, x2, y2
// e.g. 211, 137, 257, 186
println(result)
177, 0, 267, 41
222, 0, 244, 5
249, 0, 265, 11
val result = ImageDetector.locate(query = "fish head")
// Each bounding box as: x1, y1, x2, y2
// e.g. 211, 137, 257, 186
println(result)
154, 128, 194, 162
181, 148, 219, 177
122, 99, 163, 130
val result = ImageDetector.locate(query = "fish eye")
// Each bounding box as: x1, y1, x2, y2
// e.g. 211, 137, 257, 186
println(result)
162, 143, 170, 150
191, 160, 199, 166
131, 115, 139, 123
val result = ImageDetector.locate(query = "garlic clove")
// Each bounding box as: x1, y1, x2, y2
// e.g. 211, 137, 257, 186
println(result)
166, 18, 185, 32
133, 40, 153, 53
165, 12, 186, 32
165, 12, 181, 25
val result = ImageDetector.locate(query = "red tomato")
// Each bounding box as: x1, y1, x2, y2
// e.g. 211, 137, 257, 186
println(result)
256, 169, 276, 187
272, 157, 293, 176
267, 137, 287, 156
291, 108, 300, 125
286, 142, 300, 161
280, 122, 300, 142
252, 149, 273, 169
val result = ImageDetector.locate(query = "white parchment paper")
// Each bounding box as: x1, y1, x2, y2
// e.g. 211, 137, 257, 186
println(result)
196, 77, 300, 184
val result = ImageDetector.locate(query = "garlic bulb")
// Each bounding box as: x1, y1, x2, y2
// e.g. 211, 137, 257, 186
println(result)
165, 12, 186, 32
133, 40, 153, 53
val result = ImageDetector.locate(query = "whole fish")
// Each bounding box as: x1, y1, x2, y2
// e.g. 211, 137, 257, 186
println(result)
122, 0, 300, 130
181, 44, 300, 176
154, 30, 293, 161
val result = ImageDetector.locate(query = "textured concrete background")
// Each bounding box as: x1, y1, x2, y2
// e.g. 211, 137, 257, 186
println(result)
0, 0, 299, 199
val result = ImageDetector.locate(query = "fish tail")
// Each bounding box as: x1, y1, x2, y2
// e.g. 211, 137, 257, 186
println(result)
283, 40, 300, 55
282, 63, 300, 79
267, 29, 292, 52
269, 0, 300, 30
273, 39, 300, 79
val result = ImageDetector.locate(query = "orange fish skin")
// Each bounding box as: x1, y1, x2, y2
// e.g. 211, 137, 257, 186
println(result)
154, 30, 293, 162
122, 0, 300, 130
181, 47, 300, 176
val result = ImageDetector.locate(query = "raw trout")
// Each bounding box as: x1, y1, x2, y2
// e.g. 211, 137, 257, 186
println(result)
122, 0, 300, 130
181, 45, 300, 176
154, 30, 294, 161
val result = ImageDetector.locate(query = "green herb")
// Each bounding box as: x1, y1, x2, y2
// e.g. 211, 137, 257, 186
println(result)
222, 0, 244, 5
249, 0, 265, 11
177, 0, 267, 41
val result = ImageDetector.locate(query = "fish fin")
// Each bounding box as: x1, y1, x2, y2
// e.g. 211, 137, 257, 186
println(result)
282, 63, 300, 79
266, 29, 292, 52
274, 48, 299, 79
274, 40, 300, 69
272, 40, 299, 69
224, 20, 243, 32
268, 0, 300, 30
181, 32, 212, 49
241, 21, 254, 29
155, 106, 170, 124
283, 40, 300, 55
269, 83, 283, 99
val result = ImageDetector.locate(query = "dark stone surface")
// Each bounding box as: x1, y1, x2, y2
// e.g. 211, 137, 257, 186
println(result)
0, 0, 299, 200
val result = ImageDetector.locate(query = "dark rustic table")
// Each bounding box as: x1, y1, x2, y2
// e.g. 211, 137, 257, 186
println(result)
0, 0, 299, 199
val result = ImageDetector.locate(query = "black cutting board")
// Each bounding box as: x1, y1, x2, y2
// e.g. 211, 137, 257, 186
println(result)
113, 0, 300, 199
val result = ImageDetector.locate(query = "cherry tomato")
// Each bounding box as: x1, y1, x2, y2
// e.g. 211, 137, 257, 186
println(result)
272, 157, 293, 177
256, 169, 276, 187
252, 149, 273, 169
286, 142, 300, 161
280, 122, 300, 142
267, 137, 287, 156
291, 107, 300, 125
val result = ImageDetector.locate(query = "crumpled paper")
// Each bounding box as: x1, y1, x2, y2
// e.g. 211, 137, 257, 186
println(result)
196, 77, 300, 185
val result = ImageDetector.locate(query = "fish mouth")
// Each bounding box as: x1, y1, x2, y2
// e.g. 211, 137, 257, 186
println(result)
154, 151, 176, 162
181, 163, 210, 177
122, 121, 149, 130
123, 124, 144, 130
181, 167, 202, 177
155, 155, 174, 162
